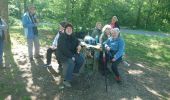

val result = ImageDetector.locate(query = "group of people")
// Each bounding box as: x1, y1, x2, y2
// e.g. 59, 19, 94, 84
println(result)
22, 5, 85, 87
89, 16, 124, 83
0, 4, 126, 87
22, 5, 125, 87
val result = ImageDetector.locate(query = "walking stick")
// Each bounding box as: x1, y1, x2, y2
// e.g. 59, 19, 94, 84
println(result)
102, 45, 108, 92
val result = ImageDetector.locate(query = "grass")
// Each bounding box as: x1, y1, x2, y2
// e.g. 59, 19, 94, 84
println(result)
10, 26, 56, 46
123, 33, 170, 70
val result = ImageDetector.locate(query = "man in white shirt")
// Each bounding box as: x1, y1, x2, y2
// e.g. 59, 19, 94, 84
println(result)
43, 22, 67, 67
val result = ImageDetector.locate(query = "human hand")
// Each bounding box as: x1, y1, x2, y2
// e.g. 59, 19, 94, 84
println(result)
77, 45, 81, 53
111, 58, 116, 62
50, 46, 57, 50
106, 46, 110, 51
72, 57, 75, 61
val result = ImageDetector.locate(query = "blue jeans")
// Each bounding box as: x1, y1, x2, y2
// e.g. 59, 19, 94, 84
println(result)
62, 53, 84, 81
0, 39, 4, 65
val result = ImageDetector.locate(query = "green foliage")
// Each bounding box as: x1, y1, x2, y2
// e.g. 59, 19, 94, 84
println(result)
8, 0, 170, 32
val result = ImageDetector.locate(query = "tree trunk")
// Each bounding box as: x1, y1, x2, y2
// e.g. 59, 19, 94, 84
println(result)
0, 0, 10, 42
136, 0, 143, 28
145, 0, 153, 29
24, 0, 27, 12
31, 0, 34, 4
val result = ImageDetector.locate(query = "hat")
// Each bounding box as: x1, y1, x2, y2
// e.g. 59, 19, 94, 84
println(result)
65, 23, 73, 29
59, 21, 67, 28
27, 4, 36, 10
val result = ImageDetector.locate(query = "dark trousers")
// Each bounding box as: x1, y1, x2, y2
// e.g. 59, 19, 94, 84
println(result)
46, 48, 57, 65
111, 57, 122, 77
98, 51, 110, 75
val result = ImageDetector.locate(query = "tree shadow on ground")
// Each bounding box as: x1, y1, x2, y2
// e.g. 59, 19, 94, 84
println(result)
0, 42, 30, 99
29, 57, 63, 99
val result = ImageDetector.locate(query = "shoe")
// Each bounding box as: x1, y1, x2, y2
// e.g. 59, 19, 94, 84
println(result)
63, 80, 71, 87
115, 76, 122, 84
43, 64, 52, 67
29, 57, 34, 61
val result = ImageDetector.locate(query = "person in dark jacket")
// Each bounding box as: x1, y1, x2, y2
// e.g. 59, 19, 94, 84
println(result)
110, 16, 120, 29
57, 23, 84, 87
91, 22, 102, 43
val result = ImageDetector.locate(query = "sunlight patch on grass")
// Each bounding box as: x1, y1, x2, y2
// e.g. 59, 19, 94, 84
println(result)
128, 69, 144, 76
4, 95, 12, 100
54, 95, 61, 100
133, 96, 142, 100
135, 63, 146, 68
147, 52, 162, 60
144, 85, 164, 99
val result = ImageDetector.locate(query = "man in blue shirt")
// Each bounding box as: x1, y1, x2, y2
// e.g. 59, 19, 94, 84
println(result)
22, 5, 41, 61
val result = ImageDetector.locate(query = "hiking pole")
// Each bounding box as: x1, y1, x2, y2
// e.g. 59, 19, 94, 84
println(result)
102, 44, 108, 92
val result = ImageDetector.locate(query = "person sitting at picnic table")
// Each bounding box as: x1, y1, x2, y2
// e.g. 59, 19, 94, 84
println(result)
57, 23, 84, 87
43, 21, 67, 67
104, 28, 125, 83
98, 24, 111, 75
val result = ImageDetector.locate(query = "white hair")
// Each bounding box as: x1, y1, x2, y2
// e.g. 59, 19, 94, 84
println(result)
102, 24, 111, 33
111, 28, 120, 34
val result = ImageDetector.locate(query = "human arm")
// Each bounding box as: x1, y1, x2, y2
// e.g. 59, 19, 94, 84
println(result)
22, 14, 37, 28
112, 38, 125, 61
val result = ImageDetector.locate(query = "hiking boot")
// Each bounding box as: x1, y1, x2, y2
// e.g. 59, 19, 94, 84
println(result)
115, 76, 122, 84
63, 80, 71, 87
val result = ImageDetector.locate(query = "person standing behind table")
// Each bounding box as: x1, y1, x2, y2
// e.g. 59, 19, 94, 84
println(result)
0, 15, 8, 67
110, 16, 120, 29
57, 23, 84, 87
104, 28, 125, 83
22, 4, 42, 61
91, 22, 102, 43
43, 22, 67, 67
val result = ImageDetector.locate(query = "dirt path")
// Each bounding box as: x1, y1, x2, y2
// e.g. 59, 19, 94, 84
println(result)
0, 37, 169, 100
121, 28, 170, 37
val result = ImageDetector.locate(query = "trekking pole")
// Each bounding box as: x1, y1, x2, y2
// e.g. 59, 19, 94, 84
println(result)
102, 50, 108, 92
